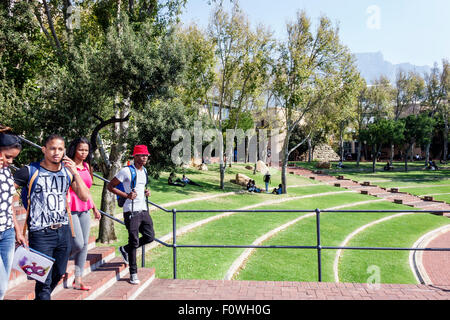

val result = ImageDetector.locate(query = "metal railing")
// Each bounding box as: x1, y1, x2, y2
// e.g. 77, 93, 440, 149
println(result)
162, 207, 450, 281
12, 135, 450, 281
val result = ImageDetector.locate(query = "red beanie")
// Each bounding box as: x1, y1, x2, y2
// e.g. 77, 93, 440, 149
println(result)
132, 145, 150, 156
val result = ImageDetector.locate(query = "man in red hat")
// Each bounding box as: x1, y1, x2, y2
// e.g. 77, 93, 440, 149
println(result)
107, 145, 154, 285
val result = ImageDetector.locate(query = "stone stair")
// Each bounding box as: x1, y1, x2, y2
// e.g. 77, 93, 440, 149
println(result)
5, 205, 156, 300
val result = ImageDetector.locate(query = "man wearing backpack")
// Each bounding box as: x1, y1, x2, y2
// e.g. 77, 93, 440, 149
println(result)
13, 134, 90, 300
107, 145, 154, 285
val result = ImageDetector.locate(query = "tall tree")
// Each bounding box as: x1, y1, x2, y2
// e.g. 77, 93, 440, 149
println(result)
401, 113, 435, 171
271, 11, 361, 193
390, 70, 426, 162
423, 60, 448, 164
360, 119, 404, 173
201, 2, 273, 189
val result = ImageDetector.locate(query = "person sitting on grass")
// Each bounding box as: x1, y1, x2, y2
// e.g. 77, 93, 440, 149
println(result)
168, 172, 185, 187
181, 174, 201, 186
246, 179, 261, 193
426, 160, 438, 171
272, 184, 282, 195
383, 161, 394, 171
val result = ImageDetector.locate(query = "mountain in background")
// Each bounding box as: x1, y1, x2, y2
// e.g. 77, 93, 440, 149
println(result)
353, 52, 431, 85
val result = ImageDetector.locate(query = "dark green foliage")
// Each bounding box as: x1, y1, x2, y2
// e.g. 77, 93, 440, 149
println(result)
127, 100, 196, 178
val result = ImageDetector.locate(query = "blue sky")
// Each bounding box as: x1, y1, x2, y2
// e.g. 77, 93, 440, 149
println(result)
179, 0, 450, 67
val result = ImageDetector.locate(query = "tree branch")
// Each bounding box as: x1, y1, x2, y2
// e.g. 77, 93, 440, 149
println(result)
42, 0, 62, 51
90, 113, 131, 153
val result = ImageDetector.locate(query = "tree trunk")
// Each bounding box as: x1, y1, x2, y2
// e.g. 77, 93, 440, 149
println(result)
98, 99, 130, 243
281, 133, 290, 194
425, 142, 431, 167
307, 137, 312, 162
443, 114, 449, 163
404, 144, 411, 172
219, 163, 225, 189
390, 144, 394, 164
356, 140, 361, 167
372, 145, 377, 173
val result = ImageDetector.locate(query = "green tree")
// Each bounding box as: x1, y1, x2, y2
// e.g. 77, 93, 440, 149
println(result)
271, 11, 361, 193
401, 113, 435, 171
195, 2, 273, 189
360, 119, 404, 173
423, 60, 448, 164
391, 70, 426, 162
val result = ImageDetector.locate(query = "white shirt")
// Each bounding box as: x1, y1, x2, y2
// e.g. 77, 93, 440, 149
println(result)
115, 166, 148, 212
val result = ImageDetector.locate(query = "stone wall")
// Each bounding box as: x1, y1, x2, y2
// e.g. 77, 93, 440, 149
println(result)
301, 144, 340, 162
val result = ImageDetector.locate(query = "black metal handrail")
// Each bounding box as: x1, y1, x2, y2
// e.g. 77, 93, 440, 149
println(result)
166, 207, 450, 281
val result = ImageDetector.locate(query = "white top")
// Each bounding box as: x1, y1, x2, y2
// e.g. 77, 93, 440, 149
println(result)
115, 166, 148, 212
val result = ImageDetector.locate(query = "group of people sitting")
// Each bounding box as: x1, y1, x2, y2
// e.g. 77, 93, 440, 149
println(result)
426, 160, 439, 171
168, 172, 201, 187
246, 179, 282, 195
246, 179, 262, 193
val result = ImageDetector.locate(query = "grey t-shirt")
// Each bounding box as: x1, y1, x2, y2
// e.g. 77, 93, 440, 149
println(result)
14, 165, 72, 231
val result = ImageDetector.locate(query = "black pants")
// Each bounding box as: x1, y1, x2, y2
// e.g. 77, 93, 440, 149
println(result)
123, 210, 155, 274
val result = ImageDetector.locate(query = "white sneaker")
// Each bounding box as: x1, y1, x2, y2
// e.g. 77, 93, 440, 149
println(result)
130, 273, 140, 285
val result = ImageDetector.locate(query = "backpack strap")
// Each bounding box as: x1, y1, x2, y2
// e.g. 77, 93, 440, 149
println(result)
22, 162, 40, 237
128, 165, 137, 189
62, 164, 75, 238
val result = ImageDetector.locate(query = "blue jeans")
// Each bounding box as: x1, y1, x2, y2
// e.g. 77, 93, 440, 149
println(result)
29, 224, 72, 300
0, 228, 16, 300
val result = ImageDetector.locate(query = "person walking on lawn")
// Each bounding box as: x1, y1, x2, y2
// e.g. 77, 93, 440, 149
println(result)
107, 145, 154, 285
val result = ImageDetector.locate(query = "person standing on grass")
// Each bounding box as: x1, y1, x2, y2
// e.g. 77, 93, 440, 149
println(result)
13, 134, 90, 300
107, 145, 154, 285
263, 171, 271, 193
0, 127, 27, 300
67, 137, 101, 291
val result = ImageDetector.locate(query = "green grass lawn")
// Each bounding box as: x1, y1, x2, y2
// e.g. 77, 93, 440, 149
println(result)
234, 202, 416, 282
145, 192, 380, 279
339, 212, 449, 284
88, 161, 450, 284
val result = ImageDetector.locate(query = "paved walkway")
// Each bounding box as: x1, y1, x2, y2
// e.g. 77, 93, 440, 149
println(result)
137, 279, 450, 300
421, 230, 450, 286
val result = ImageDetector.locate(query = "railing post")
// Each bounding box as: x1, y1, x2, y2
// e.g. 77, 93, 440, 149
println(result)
141, 245, 145, 268
172, 208, 177, 279
315, 208, 322, 282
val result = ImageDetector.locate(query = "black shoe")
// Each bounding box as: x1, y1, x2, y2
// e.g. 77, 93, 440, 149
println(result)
119, 246, 129, 264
